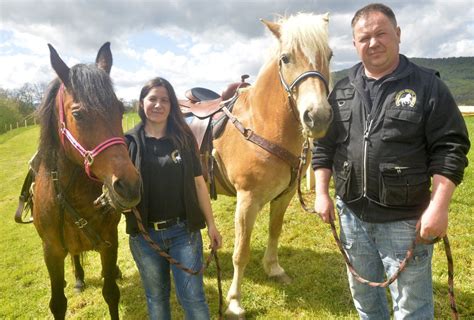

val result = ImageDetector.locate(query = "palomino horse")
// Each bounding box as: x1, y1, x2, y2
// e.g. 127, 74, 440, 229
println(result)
211, 13, 333, 317
32, 42, 141, 319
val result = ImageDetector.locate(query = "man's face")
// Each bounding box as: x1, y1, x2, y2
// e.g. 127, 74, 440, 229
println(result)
352, 11, 401, 78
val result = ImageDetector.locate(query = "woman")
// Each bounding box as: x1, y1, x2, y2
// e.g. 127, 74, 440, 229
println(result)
124, 77, 222, 320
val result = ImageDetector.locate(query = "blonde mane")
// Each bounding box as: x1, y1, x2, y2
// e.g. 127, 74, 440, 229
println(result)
261, 12, 331, 72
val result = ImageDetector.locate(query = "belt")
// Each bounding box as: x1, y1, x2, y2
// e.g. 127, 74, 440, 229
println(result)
148, 217, 180, 231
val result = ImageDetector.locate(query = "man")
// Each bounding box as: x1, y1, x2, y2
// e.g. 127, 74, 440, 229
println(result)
312, 3, 470, 319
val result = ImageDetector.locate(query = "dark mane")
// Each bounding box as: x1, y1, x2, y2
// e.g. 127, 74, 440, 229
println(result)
69, 64, 120, 115
37, 64, 122, 170
38, 79, 61, 170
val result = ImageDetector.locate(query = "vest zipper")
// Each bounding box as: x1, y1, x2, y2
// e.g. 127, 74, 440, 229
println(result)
362, 117, 373, 197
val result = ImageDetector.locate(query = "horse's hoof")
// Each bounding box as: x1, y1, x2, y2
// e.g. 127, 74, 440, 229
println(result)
73, 280, 85, 293
225, 301, 246, 319
270, 272, 292, 284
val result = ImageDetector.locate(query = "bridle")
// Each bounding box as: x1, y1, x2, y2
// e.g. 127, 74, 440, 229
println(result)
277, 56, 330, 121
57, 83, 126, 181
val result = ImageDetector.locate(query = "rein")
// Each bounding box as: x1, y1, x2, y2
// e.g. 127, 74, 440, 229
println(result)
58, 83, 126, 182
132, 207, 224, 320
295, 141, 459, 319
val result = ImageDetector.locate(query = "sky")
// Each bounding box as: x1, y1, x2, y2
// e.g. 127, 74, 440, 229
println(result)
1, 0, 473, 101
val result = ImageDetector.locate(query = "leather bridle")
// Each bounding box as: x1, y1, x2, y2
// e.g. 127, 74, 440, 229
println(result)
57, 83, 126, 181
277, 56, 330, 121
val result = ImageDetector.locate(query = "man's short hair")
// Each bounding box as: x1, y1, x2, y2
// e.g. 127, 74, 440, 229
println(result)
351, 3, 397, 28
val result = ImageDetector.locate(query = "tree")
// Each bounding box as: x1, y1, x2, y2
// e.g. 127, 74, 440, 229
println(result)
0, 93, 23, 133
13, 82, 48, 115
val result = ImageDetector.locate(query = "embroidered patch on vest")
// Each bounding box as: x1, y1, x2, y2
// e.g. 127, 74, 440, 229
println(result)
395, 89, 417, 108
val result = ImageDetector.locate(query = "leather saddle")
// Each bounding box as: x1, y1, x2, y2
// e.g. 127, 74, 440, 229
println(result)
179, 75, 251, 198
179, 74, 250, 148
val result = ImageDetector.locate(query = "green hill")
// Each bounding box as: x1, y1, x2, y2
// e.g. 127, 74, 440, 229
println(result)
332, 57, 474, 105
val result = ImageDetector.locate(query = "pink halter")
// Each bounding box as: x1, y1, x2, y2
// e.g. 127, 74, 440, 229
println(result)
58, 83, 126, 181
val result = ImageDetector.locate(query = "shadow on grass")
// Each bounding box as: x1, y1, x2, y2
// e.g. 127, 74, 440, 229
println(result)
72, 246, 473, 319
113, 247, 355, 318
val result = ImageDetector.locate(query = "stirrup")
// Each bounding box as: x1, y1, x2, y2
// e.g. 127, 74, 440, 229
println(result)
14, 199, 33, 224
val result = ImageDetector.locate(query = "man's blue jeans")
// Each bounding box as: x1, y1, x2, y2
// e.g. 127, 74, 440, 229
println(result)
129, 220, 210, 320
336, 198, 434, 320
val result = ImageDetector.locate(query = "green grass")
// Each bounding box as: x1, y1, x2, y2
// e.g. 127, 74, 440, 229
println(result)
0, 115, 473, 319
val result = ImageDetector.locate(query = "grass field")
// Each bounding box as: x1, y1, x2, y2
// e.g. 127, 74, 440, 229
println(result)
0, 115, 472, 319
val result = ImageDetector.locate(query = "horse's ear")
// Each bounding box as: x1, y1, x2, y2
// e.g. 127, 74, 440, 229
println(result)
322, 12, 330, 23
48, 43, 70, 87
95, 42, 113, 74
261, 19, 281, 39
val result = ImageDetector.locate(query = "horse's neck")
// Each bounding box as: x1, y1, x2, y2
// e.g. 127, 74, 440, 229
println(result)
241, 60, 304, 149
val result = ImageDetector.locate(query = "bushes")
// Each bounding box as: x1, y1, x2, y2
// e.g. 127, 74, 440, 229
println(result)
0, 96, 25, 134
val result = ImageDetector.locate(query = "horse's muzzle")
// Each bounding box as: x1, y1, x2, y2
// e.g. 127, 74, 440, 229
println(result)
302, 107, 333, 138
102, 174, 141, 211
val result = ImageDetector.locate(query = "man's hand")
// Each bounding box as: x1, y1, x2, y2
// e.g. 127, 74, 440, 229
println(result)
314, 168, 335, 223
314, 193, 335, 223
419, 203, 448, 242
419, 174, 456, 242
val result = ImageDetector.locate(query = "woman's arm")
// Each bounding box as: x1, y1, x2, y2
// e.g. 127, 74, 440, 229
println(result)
194, 175, 222, 249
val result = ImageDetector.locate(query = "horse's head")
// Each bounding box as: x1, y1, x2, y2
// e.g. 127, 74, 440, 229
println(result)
262, 13, 333, 139
48, 42, 141, 211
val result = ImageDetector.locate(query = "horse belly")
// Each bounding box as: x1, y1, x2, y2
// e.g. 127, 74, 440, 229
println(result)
213, 138, 293, 201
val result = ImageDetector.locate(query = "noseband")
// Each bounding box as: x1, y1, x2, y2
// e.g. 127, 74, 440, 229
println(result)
278, 57, 329, 120
58, 83, 126, 181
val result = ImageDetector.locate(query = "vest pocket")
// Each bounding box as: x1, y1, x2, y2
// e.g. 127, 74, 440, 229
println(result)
382, 109, 422, 142
379, 163, 430, 207
334, 109, 351, 144
334, 160, 353, 200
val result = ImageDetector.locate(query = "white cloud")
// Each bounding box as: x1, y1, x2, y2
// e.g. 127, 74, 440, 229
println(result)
0, 53, 52, 89
0, 0, 473, 101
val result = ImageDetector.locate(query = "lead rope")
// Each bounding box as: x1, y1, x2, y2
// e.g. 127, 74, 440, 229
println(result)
296, 139, 459, 319
132, 208, 223, 319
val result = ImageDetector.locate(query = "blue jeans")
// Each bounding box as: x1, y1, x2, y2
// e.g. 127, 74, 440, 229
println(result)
336, 199, 434, 320
129, 220, 210, 320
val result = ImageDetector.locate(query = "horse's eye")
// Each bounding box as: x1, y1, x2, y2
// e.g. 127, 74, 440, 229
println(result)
72, 110, 84, 121
281, 54, 290, 64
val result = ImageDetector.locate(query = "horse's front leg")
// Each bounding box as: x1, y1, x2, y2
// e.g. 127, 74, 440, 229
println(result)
72, 254, 85, 293
226, 193, 262, 319
262, 191, 294, 284
100, 243, 120, 320
43, 244, 68, 319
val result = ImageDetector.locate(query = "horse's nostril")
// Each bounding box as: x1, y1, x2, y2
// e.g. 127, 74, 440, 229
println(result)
303, 110, 315, 128
112, 177, 139, 200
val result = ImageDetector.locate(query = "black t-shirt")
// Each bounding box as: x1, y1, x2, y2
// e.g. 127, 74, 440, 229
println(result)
361, 57, 407, 113
143, 136, 202, 222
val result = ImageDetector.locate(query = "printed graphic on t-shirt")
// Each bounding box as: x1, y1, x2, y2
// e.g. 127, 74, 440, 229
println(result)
171, 149, 182, 164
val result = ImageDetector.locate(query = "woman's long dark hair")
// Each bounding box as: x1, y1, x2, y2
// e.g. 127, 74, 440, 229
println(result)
138, 77, 197, 152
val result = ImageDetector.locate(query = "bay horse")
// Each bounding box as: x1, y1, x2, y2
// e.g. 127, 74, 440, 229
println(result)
211, 13, 333, 317
32, 42, 141, 319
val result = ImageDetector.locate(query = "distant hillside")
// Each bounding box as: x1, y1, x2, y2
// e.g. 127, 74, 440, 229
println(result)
331, 57, 474, 105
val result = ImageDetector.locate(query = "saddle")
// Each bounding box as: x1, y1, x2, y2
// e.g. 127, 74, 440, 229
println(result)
179, 75, 251, 198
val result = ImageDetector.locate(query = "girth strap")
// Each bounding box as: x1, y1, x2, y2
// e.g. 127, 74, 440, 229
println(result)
220, 105, 300, 170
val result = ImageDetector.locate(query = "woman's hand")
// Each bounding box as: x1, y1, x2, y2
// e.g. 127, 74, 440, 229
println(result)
207, 224, 222, 250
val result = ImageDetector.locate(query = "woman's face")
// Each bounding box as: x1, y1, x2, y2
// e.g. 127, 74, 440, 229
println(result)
142, 86, 171, 126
